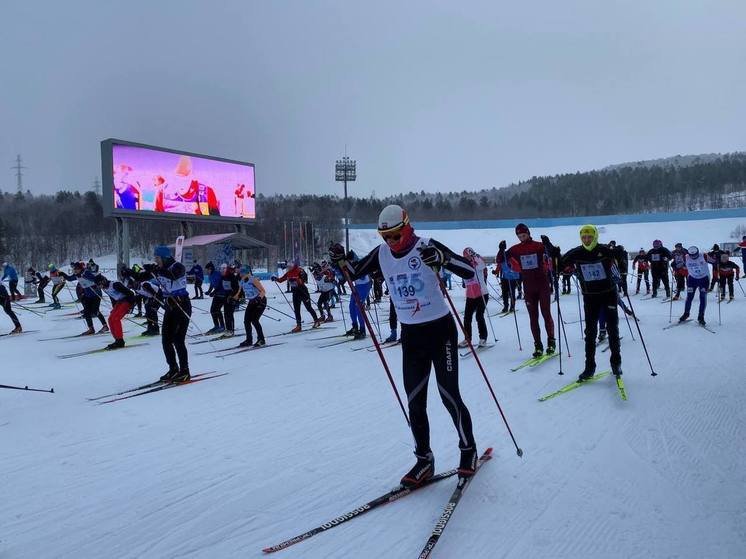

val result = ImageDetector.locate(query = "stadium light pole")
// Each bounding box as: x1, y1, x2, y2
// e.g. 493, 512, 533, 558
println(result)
335, 155, 356, 253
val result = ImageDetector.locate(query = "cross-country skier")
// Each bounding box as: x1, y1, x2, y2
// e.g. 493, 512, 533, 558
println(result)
460, 247, 489, 348
271, 259, 321, 332
48, 264, 65, 309
560, 263, 575, 294
188, 260, 204, 299
707, 244, 724, 292
311, 261, 336, 322
148, 246, 192, 382
632, 249, 651, 294
343, 250, 372, 340
646, 240, 672, 298
493, 240, 519, 313
0, 283, 22, 334
205, 262, 226, 334
238, 265, 267, 347
94, 274, 136, 349
543, 225, 623, 381
679, 246, 710, 325
670, 243, 688, 300
329, 204, 479, 486
60, 262, 109, 335
717, 253, 740, 301
127, 264, 161, 336
738, 236, 746, 268
220, 263, 241, 336
1, 262, 22, 301
28, 267, 50, 303
507, 224, 555, 358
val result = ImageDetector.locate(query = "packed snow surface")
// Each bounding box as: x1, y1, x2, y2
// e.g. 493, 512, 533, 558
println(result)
2, 216, 745, 558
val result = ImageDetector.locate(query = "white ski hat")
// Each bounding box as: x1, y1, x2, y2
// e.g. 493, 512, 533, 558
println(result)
377, 204, 409, 233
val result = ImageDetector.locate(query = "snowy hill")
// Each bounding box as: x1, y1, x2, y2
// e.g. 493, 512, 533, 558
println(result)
2, 215, 745, 558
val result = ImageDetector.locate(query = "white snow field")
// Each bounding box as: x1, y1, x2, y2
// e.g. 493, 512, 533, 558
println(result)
2, 216, 746, 559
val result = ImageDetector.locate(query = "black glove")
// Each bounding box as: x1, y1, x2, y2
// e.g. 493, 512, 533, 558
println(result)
498, 240, 506, 250
270, 275, 278, 282
328, 243, 345, 263
540, 235, 550, 245
418, 244, 446, 268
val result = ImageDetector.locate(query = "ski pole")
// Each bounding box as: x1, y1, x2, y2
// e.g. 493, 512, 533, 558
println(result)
481, 279, 498, 343
266, 304, 297, 321
717, 282, 722, 326
623, 291, 657, 377
341, 267, 410, 427
573, 276, 584, 340
621, 301, 636, 341
371, 299, 382, 339
557, 289, 564, 376
0, 383, 54, 393
737, 277, 746, 298
338, 287, 348, 332
508, 279, 522, 351
436, 273, 523, 457
669, 270, 674, 323
274, 281, 295, 314
10, 300, 46, 317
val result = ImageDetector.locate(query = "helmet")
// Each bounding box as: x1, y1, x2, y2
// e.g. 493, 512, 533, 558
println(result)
154, 245, 171, 259
240, 265, 252, 275
653, 239, 662, 249
377, 204, 415, 252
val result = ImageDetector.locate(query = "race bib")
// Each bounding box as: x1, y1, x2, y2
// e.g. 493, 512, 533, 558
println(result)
520, 253, 539, 270
651, 254, 661, 262
222, 280, 233, 291
580, 262, 607, 282
387, 272, 426, 299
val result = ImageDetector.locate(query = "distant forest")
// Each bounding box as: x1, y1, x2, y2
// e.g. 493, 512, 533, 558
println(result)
1, 152, 745, 268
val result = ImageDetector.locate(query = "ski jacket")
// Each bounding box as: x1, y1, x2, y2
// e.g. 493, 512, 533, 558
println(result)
557, 243, 620, 295
495, 249, 521, 281
646, 247, 672, 271
207, 270, 225, 296
60, 270, 101, 299
100, 278, 135, 304
632, 255, 650, 272
506, 239, 550, 286
464, 255, 488, 299
610, 246, 629, 273
671, 248, 688, 276
188, 264, 204, 281
1, 264, 18, 282
738, 241, 746, 261
718, 261, 740, 278
154, 260, 189, 298
276, 267, 308, 290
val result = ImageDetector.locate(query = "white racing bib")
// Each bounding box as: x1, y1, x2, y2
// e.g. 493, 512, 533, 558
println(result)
104, 285, 126, 301
378, 238, 450, 325
520, 253, 539, 270
580, 262, 607, 282
686, 254, 709, 279
651, 253, 661, 262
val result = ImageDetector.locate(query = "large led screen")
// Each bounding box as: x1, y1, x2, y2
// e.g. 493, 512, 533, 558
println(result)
102, 140, 255, 222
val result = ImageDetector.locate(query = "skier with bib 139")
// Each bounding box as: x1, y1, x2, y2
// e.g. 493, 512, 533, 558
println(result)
329, 204, 479, 487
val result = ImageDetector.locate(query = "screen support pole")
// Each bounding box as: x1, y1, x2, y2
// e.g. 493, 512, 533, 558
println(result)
180, 221, 192, 239
115, 217, 130, 278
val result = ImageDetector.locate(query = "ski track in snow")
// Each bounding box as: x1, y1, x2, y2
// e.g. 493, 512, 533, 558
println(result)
3, 220, 746, 558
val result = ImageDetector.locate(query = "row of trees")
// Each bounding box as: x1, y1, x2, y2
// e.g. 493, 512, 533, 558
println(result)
2, 153, 745, 268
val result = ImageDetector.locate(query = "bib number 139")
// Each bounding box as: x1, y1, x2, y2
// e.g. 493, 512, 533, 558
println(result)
389, 273, 425, 298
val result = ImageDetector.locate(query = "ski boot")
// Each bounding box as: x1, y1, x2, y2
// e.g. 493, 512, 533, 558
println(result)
546, 337, 556, 355
10, 326, 22, 335
597, 329, 607, 343
205, 327, 220, 335
730, 296, 734, 301
98, 325, 109, 334
159, 368, 180, 382
105, 339, 125, 350
312, 319, 322, 329
290, 324, 302, 333
81, 327, 95, 336
222, 330, 234, 338
401, 451, 435, 488
253, 339, 266, 348
500, 306, 508, 314
458, 447, 478, 479
324, 314, 334, 323
170, 368, 190, 383
698, 316, 706, 326
345, 327, 358, 337
612, 363, 623, 378
532, 341, 544, 359
478, 338, 488, 348
578, 369, 596, 382
672, 294, 680, 301
52, 303, 62, 309
384, 330, 398, 344
238, 339, 253, 348
679, 312, 689, 323
353, 329, 366, 340
458, 339, 470, 349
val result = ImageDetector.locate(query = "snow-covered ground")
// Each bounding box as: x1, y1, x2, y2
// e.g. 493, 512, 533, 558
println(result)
2, 216, 746, 559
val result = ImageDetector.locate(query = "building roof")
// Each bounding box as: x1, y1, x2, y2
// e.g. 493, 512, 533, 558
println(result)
171, 232, 274, 250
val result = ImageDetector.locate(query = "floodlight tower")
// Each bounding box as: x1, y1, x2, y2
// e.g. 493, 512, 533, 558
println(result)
335, 155, 356, 252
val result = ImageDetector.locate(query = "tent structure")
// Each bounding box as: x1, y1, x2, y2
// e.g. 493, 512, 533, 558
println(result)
170, 232, 277, 272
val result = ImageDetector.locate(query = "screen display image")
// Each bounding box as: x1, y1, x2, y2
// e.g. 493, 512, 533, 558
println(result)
110, 143, 255, 220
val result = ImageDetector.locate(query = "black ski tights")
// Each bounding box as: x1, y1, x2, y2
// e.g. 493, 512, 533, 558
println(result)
162, 296, 191, 372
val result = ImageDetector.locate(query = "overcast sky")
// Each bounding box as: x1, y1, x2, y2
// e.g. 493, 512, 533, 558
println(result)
1, 0, 744, 198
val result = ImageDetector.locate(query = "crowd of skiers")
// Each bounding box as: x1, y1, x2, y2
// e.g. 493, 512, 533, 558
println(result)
3, 208, 746, 490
